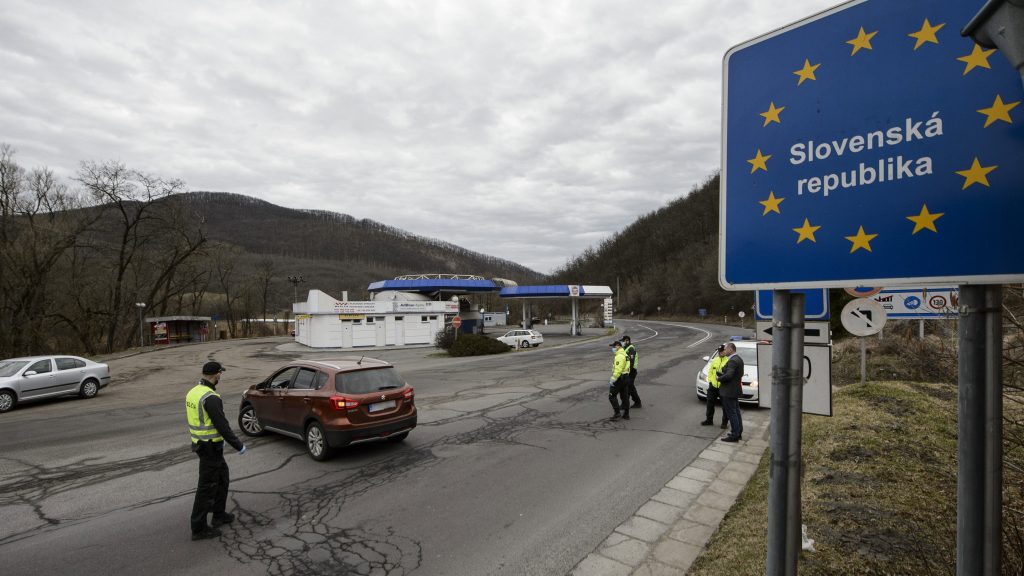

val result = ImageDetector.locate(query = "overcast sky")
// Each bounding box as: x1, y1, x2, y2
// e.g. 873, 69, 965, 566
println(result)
2, 0, 839, 274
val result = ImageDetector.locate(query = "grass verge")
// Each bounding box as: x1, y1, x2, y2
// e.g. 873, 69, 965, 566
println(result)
689, 381, 961, 575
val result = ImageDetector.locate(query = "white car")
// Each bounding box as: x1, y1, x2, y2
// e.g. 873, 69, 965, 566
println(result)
695, 340, 760, 405
497, 329, 544, 349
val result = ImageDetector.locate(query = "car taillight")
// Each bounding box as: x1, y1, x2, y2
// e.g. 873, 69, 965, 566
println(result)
331, 396, 360, 409
403, 387, 414, 400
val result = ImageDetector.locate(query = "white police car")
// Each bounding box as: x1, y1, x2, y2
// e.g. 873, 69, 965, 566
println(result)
695, 340, 760, 405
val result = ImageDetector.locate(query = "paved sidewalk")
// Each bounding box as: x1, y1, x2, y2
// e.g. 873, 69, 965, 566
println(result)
568, 411, 770, 576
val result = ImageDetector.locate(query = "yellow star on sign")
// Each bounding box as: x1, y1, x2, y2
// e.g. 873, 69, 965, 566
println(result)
760, 102, 785, 127
747, 149, 771, 173
793, 218, 821, 244
977, 94, 1020, 128
907, 204, 944, 234
793, 59, 820, 85
759, 191, 784, 215
955, 157, 997, 189
845, 226, 878, 253
847, 27, 878, 55
908, 18, 945, 50
958, 44, 997, 75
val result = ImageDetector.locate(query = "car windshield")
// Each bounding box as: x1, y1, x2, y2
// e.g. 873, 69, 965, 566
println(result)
0, 360, 29, 377
736, 347, 757, 365
335, 367, 405, 394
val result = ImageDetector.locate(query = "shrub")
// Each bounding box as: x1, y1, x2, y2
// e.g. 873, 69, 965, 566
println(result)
448, 333, 510, 357
434, 326, 457, 350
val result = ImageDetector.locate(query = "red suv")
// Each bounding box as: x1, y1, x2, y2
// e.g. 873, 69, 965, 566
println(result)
237, 357, 416, 460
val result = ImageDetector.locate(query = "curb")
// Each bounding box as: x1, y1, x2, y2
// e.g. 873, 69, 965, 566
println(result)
569, 411, 771, 575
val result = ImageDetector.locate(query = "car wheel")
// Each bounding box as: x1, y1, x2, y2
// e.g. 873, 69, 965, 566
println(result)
0, 390, 15, 413
519, 340, 530, 349
79, 379, 99, 399
306, 421, 331, 461
238, 404, 266, 437
387, 431, 409, 443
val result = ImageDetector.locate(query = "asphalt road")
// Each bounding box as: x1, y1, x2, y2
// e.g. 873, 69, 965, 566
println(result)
0, 321, 750, 576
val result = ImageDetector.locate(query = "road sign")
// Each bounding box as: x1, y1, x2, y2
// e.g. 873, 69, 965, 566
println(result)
871, 287, 959, 318
841, 298, 887, 336
755, 288, 830, 320
720, 0, 1024, 290
844, 286, 883, 298
452, 316, 462, 329
756, 320, 831, 344
758, 343, 833, 416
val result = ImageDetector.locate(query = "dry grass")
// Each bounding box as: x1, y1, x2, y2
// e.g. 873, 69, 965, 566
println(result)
690, 381, 960, 575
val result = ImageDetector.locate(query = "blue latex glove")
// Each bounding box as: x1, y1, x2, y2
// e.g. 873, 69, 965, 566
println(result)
609, 378, 615, 386
239, 445, 247, 455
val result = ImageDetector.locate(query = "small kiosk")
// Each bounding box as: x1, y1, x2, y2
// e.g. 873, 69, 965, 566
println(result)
146, 316, 212, 345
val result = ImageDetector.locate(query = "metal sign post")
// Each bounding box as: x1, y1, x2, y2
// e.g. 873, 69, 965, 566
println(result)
767, 291, 805, 576
957, 285, 1003, 576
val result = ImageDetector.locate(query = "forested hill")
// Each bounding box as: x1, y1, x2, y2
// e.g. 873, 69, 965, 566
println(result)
550, 173, 749, 317
188, 191, 543, 290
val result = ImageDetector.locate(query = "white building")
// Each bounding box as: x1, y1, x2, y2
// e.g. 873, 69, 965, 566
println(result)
293, 289, 458, 348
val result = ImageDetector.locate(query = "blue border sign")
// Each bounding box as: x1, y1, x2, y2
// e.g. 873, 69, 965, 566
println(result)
755, 289, 830, 320
720, 0, 1024, 290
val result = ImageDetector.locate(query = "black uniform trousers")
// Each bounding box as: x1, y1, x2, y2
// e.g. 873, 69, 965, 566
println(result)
190, 441, 230, 533
704, 385, 727, 426
627, 369, 641, 405
608, 376, 630, 416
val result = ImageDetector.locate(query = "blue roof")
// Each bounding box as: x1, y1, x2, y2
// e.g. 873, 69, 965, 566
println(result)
367, 279, 498, 293
499, 285, 612, 299
499, 285, 570, 298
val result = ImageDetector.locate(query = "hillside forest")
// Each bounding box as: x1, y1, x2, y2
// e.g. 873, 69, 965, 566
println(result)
0, 145, 540, 358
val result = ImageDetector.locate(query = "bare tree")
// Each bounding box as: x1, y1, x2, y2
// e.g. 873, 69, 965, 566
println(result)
0, 146, 101, 357
75, 161, 186, 352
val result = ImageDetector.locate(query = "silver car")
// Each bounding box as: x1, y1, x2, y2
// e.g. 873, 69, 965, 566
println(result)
0, 356, 111, 413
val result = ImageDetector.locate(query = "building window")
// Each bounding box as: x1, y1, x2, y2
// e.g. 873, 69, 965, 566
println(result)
421, 316, 428, 322
366, 317, 374, 324
429, 316, 437, 320
395, 316, 404, 321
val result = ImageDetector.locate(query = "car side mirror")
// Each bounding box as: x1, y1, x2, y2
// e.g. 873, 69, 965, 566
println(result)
23, 370, 38, 376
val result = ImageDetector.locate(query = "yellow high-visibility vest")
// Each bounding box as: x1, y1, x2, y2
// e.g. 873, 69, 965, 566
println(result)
612, 348, 630, 380
708, 355, 728, 388
186, 383, 224, 444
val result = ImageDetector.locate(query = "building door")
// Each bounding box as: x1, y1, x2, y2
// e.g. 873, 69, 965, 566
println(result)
394, 317, 405, 346
375, 317, 386, 346
342, 321, 353, 348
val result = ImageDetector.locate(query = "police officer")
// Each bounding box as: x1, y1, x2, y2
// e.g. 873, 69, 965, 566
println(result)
187, 361, 246, 541
621, 335, 641, 408
701, 344, 729, 429
608, 341, 631, 420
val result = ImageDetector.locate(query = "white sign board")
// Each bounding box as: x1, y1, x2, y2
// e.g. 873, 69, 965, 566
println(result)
870, 287, 959, 319
757, 343, 832, 416
840, 299, 887, 337
756, 320, 831, 345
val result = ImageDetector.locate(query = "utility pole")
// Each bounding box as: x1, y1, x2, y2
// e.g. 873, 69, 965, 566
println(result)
287, 275, 306, 303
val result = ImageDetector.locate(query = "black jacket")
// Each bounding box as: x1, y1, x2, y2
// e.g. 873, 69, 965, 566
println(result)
195, 379, 244, 452
716, 355, 745, 399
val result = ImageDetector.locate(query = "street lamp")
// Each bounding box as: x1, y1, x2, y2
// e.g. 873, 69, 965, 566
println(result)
287, 275, 306, 303
135, 302, 146, 348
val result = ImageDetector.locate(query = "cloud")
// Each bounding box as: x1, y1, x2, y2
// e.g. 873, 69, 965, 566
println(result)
0, 0, 838, 273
